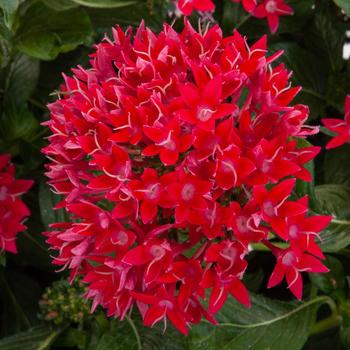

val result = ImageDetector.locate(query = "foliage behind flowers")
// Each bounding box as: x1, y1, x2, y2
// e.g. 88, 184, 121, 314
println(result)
0, 0, 350, 349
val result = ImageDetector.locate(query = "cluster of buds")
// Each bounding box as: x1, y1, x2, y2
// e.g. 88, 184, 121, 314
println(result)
39, 279, 90, 325
43, 21, 331, 334
176, 0, 293, 33
0, 155, 33, 254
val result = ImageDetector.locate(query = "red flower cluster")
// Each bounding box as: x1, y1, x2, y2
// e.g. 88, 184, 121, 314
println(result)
176, 0, 293, 34
177, 0, 215, 16
0, 155, 33, 254
322, 95, 350, 149
43, 21, 331, 334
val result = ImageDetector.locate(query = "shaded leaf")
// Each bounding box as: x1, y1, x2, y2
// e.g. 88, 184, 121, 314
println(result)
4, 53, 39, 103
189, 294, 326, 350
309, 256, 345, 293
324, 144, 350, 186
334, 0, 350, 16
42, 0, 79, 11
71, 0, 136, 8
0, 270, 42, 335
0, 102, 39, 144
39, 181, 67, 229
15, 2, 94, 60
315, 184, 350, 252
0, 0, 23, 31
0, 326, 58, 350
272, 43, 329, 120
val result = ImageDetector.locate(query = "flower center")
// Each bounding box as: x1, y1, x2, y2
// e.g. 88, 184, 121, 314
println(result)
150, 244, 165, 259
262, 200, 275, 217
288, 224, 299, 239
98, 212, 110, 229
261, 159, 272, 173
181, 183, 195, 201
0, 186, 7, 201
197, 106, 214, 122
282, 251, 297, 267
221, 246, 237, 261
236, 216, 249, 233
158, 300, 173, 309
265, 0, 277, 13
115, 231, 128, 245
146, 183, 160, 200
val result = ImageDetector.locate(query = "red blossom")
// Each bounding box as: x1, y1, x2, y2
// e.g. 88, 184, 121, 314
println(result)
43, 21, 330, 334
177, 0, 215, 16
322, 95, 350, 149
0, 155, 33, 254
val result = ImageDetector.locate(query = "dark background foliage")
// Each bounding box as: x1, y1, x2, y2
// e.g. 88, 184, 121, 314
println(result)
0, 0, 350, 349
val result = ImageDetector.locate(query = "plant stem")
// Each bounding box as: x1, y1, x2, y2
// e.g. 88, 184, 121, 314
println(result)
310, 313, 342, 335
126, 316, 142, 350
236, 14, 251, 29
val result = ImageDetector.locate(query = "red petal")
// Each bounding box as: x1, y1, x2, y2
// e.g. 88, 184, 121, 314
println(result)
229, 279, 251, 307
123, 246, 150, 265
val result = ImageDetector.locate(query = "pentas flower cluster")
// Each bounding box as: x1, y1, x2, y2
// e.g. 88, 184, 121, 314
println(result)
43, 21, 332, 335
322, 95, 350, 149
0, 155, 33, 253
176, 0, 293, 34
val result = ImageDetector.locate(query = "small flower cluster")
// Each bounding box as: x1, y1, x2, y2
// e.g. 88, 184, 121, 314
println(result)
0, 154, 33, 254
39, 279, 90, 325
322, 95, 350, 149
43, 21, 331, 334
176, 0, 293, 34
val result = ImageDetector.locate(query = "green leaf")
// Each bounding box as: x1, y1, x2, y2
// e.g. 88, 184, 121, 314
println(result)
42, 0, 79, 11
314, 184, 350, 252
92, 316, 187, 350
334, 0, 350, 16
0, 102, 39, 144
0, 326, 59, 350
0, 270, 42, 335
309, 256, 345, 294
14, 2, 94, 60
271, 43, 329, 120
189, 294, 326, 350
4, 53, 39, 103
71, 0, 136, 8
0, 253, 6, 266
324, 144, 350, 186
39, 181, 67, 229
0, 0, 23, 31
304, 2, 346, 72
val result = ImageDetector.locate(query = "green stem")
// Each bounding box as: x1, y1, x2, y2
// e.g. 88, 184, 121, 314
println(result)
236, 14, 251, 29
126, 316, 142, 350
310, 313, 342, 335
38, 330, 60, 350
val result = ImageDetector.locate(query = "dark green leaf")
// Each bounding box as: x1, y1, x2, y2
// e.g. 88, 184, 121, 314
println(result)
324, 144, 350, 186
309, 256, 345, 293
71, 0, 136, 8
42, 0, 79, 11
39, 181, 67, 229
0, 0, 23, 31
0, 326, 58, 350
315, 184, 350, 252
271, 43, 329, 120
189, 294, 326, 350
15, 2, 94, 60
0, 270, 42, 334
4, 53, 39, 103
0, 102, 39, 144
334, 0, 350, 16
